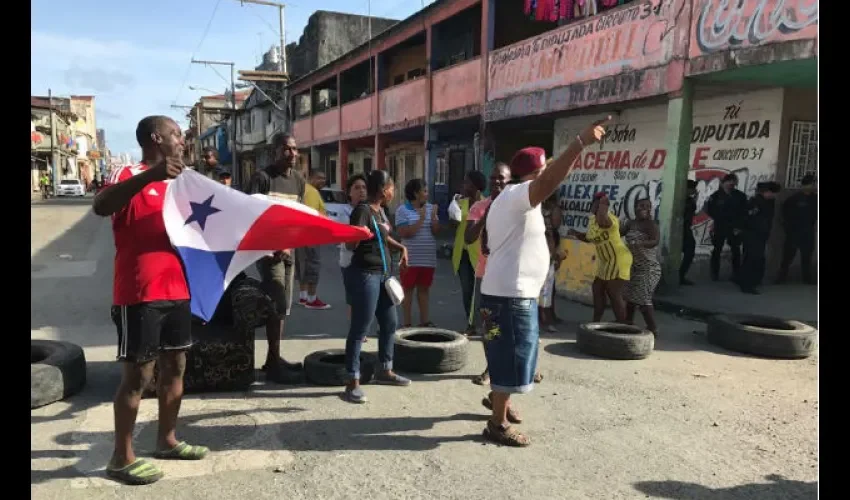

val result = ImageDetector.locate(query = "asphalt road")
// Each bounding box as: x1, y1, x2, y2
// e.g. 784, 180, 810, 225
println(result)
31, 196, 818, 499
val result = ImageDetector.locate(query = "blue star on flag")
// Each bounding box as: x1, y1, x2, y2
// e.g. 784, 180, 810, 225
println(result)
184, 195, 221, 231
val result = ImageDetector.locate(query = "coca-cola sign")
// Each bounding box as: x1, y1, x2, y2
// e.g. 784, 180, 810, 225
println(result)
690, 0, 818, 57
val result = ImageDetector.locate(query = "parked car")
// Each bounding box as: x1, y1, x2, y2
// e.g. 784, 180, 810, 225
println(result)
320, 188, 349, 223
57, 179, 85, 197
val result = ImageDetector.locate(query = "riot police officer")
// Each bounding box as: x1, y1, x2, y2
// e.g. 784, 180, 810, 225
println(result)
777, 174, 817, 284
705, 174, 748, 281
739, 181, 781, 294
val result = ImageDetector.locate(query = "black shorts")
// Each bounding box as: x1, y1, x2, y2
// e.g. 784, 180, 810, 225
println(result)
111, 300, 193, 363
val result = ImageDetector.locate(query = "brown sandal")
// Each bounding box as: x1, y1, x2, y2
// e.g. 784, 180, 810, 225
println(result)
481, 393, 522, 424
483, 421, 530, 447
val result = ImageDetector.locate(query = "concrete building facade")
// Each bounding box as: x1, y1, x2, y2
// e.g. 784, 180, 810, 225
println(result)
183, 91, 250, 172
285, 11, 399, 81
287, 0, 817, 296
233, 12, 400, 189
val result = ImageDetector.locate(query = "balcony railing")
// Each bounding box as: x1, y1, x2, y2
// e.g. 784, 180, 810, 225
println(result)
379, 78, 428, 128
341, 95, 374, 135
313, 108, 340, 143
292, 117, 312, 144
431, 58, 482, 115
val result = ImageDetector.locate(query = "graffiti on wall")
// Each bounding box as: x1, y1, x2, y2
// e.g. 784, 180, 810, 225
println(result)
484, 66, 672, 122
551, 89, 782, 298
555, 98, 776, 239
488, 0, 685, 100
691, 0, 819, 57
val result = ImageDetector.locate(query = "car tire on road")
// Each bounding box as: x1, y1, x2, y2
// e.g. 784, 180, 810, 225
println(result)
706, 314, 817, 359
576, 323, 654, 360
304, 348, 377, 386
31, 340, 87, 409
394, 328, 469, 373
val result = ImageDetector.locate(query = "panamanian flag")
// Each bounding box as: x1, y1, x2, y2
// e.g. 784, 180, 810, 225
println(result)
163, 169, 370, 321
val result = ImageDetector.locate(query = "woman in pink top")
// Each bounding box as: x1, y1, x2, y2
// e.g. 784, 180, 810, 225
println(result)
464, 162, 510, 386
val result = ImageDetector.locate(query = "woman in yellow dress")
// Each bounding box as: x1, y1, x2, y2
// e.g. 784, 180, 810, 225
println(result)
568, 192, 633, 322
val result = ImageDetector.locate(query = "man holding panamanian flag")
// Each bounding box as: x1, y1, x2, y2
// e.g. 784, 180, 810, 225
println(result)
92, 115, 369, 485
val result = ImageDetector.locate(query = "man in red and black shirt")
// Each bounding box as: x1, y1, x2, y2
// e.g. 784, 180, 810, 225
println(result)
93, 116, 208, 485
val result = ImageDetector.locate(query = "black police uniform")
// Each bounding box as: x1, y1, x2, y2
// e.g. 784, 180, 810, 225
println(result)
739, 192, 776, 293
705, 187, 748, 280
777, 190, 817, 283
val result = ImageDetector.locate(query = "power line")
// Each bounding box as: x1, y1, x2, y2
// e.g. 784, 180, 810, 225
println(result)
208, 64, 233, 88
246, 3, 280, 37
173, 0, 224, 106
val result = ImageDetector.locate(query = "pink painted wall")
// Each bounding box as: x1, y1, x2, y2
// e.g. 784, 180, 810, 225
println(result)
432, 59, 482, 114
341, 96, 374, 135
292, 118, 312, 144
689, 0, 818, 58
379, 78, 428, 126
487, 0, 688, 101
312, 108, 340, 143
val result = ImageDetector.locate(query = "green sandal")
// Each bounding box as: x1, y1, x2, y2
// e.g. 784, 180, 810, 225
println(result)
153, 441, 209, 460
106, 458, 164, 485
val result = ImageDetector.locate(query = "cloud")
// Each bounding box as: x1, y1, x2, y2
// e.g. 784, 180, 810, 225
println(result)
31, 31, 190, 64
64, 65, 135, 93
31, 30, 198, 156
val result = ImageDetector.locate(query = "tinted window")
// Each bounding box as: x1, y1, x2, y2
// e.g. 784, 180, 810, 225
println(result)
60, 180, 81, 185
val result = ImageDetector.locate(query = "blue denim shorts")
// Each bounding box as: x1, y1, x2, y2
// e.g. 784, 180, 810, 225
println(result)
479, 295, 539, 394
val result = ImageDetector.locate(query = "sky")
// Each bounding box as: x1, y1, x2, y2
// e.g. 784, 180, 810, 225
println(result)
31, 0, 434, 162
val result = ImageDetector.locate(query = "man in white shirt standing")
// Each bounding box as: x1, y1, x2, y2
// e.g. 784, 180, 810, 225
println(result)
479, 117, 610, 447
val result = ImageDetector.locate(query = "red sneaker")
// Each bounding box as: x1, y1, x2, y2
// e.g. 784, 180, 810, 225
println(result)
298, 298, 308, 306
305, 298, 331, 310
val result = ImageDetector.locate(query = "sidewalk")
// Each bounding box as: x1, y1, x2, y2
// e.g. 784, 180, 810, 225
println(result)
654, 281, 818, 327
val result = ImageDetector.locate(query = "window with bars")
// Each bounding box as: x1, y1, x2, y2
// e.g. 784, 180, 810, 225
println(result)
785, 121, 817, 188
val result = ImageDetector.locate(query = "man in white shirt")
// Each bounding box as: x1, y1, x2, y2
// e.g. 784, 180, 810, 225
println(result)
478, 117, 610, 447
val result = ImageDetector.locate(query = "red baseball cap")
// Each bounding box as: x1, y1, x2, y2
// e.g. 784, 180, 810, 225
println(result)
510, 147, 547, 179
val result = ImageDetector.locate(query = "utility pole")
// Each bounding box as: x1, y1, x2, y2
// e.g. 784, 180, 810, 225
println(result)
236, 0, 287, 74
171, 104, 202, 170
48, 88, 58, 196
192, 59, 239, 185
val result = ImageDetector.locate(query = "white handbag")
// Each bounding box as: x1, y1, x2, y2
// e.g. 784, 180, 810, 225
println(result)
383, 275, 405, 306
448, 195, 463, 222
372, 216, 404, 306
